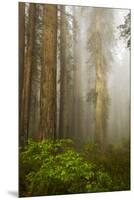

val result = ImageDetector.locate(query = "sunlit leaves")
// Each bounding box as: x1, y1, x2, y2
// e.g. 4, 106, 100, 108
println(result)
20, 139, 113, 196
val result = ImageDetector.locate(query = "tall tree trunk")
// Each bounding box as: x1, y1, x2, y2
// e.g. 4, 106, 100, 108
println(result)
59, 6, 68, 138
19, 2, 25, 145
28, 4, 43, 141
94, 10, 108, 149
40, 5, 57, 140
20, 3, 36, 145
72, 7, 83, 143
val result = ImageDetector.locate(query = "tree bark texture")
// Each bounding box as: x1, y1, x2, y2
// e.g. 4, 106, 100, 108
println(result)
40, 5, 57, 140
20, 3, 36, 145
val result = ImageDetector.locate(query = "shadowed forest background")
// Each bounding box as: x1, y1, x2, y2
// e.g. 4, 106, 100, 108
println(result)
19, 2, 130, 197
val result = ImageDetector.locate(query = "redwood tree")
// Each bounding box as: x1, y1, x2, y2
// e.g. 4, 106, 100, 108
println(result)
40, 5, 57, 140
19, 3, 36, 145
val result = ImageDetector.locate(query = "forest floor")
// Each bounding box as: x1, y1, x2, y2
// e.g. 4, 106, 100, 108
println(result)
19, 138, 130, 197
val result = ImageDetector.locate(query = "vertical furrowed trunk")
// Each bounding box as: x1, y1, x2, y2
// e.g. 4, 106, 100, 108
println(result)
20, 3, 36, 145
40, 5, 57, 140
19, 2, 25, 146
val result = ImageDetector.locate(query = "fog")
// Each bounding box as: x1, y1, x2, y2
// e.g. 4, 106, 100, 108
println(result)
57, 6, 130, 145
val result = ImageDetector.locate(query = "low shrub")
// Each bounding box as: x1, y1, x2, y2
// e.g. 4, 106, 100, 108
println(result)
19, 139, 113, 197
